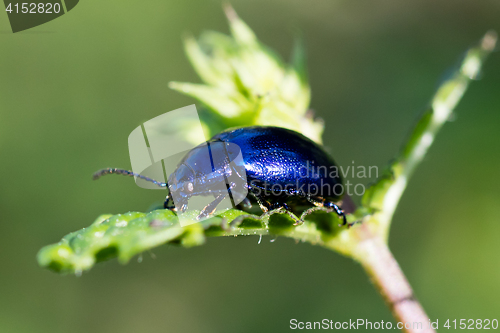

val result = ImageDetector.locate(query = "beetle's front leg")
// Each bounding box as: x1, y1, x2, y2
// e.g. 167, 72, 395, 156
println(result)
249, 191, 302, 225
196, 192, 229, 220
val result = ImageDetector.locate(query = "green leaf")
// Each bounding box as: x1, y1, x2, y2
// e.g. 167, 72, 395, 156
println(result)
291, 36, 308, 85
168, 82, 254, 119
38, 207, 357, 274
224, 4, 258, 47
183, 35, 224, 87
170, 6, 322, 143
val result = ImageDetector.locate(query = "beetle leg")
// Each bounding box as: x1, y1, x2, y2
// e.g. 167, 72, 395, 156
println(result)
266, 202, 303, 225
248, 190, 302, 225
197, 192, 229, 220
325, 202, 347, 226
307, 196, 348, 226
304, 194, 326, 206
265, 206, 302, 225
325, 202, 348, 226
303, 195, 335, 216
284, 209, 303, 226
248, 191, 270, 213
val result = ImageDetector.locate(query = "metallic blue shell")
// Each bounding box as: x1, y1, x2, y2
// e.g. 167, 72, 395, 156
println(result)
211, 126, 343, 201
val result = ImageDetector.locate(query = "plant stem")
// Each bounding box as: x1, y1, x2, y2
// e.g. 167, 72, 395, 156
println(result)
344, 31, 497, 331
351, 225, 434, 332
362, 30, 498, 242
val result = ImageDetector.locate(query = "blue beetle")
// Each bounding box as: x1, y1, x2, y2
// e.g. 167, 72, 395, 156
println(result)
94, 126, 347, 225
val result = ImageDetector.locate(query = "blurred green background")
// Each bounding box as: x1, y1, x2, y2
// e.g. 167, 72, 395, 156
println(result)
1, 1, 499, 332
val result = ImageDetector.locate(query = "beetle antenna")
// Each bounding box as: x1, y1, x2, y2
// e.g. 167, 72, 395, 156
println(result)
93, 168, 167, 188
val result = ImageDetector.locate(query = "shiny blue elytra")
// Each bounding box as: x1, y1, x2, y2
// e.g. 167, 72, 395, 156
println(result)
93, 126, 347, 225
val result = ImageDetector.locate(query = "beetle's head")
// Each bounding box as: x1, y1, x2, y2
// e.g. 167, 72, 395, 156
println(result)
167, 142, 238, 212
167, 164, 197, 212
